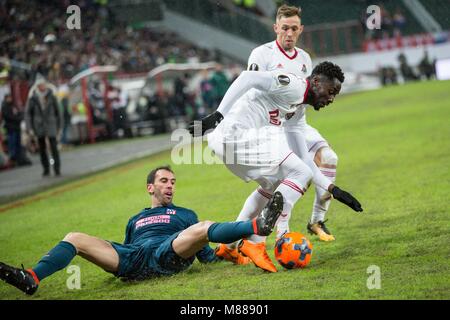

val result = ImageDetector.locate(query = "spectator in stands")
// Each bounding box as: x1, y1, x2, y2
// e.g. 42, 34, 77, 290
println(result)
210, 65, 229, 109
418, 50, 436, 80
393, 7, 407, 36
1, 93, 32, 167
200, 70, 214, 112
89, 82, 113, 140
25, 76, 62, 176
398, 53, 419, 82
174, 74, 190, 115
380, 67, 398, 86
60, 94, 71, 146
111, 87, 132, 138
380, 5, 394, 38
0, 1, 211, 82
145, 92, 168, 134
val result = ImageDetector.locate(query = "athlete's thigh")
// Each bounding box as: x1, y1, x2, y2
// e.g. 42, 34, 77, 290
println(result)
171, 222, 212, 259
64, 233, 119, 273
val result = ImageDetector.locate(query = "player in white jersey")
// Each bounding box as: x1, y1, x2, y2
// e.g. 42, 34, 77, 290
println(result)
246, 5, 340, 243
217, 5, 342, 272
189, 61, 363, 272
209, 5, 345, 272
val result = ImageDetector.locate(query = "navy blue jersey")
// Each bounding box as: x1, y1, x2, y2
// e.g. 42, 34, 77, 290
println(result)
122, 204, 217, 263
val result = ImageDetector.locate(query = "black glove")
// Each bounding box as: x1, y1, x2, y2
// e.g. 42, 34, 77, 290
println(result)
331, 186, 363, 212
188, 111, 224, 137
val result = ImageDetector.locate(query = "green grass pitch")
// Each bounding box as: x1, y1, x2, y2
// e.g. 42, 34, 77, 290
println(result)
0, 80, 449, 299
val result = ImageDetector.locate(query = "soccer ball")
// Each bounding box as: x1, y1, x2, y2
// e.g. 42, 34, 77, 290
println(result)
274, 232, 313, 269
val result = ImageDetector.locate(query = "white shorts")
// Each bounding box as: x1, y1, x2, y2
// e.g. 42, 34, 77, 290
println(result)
207, 122, 329, 189
207, 123, 292, 185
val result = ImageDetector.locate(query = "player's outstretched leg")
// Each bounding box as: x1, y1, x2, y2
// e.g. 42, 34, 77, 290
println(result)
239, 191, 285, 273
0, 262, 39, 295
215, 190, 282, 265
0, 240, 77, 295
0, 233, 119, 295
172, 194, 283, 269
224, 188, 272, 249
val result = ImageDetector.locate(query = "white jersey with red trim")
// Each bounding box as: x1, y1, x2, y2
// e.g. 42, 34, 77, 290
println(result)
248, 40, 331, 155
248, 40, 312, 78
207, 71, 331, 189
248, 41, 312, 129
219, 71, 310, 134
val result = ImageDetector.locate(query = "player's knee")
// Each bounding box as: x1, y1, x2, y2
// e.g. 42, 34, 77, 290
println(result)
282, 154, 313, 186
296, 161, 314, 183
200, 220, 215, 232
318, 147, 338, 167
63, 232, 86, 250
192, 221, 215, 239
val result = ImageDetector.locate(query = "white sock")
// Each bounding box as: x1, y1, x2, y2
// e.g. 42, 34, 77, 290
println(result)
275, 179, 305, 238
273, 153, 312, 238
226, 188, 271, 249
276, 210, 291, 239
310, 167, 336, 224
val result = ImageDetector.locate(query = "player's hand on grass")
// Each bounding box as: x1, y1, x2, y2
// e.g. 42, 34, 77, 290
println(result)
188, 111, 224, 137
329, 185, 363, 212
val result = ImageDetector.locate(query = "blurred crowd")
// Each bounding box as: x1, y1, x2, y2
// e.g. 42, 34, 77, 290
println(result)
0, 0, 235, 171
379, 50, 437, 86
133, 64, 237, 135
0, 64, 238, 171
361, 4, 408, 40
0, 0, 214, 83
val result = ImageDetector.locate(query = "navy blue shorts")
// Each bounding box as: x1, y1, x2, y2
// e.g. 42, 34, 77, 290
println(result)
110, 231, 195, 280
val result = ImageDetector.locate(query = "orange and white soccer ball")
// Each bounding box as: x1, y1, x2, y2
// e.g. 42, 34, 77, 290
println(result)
274, 232, 313, 269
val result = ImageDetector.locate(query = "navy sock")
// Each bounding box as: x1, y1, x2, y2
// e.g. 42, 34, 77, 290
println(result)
32, 241, 77, 281
207, 220, 256, 243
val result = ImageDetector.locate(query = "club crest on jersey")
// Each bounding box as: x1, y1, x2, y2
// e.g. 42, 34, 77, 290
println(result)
302, 64, 307, 73
286, 112, 295, 120
249, 63, 259, 71
166, 209, 177, 215
277, 75, 290, 86
277, 63, 284, 69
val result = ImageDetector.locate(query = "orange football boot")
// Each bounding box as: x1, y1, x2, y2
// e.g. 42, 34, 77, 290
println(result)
238, 240, 277, 273
215, 244, 251, 265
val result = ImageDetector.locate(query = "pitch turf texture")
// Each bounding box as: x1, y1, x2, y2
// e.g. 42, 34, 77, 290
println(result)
0, 80, 449, 300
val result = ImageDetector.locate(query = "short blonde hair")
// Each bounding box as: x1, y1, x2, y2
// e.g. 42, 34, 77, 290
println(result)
276, 4, 301, 21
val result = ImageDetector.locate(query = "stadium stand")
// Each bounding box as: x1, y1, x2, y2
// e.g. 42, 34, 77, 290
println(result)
1, 0, 448, 170
162, 0, 436, 57
0, 0, 227, 161
289, 0, 424, 35
419, 0, 450, 30
0, 0, 214, 83
162, 0, 274, 44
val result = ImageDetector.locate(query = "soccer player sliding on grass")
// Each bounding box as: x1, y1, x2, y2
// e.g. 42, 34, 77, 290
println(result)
190, 61, 363, 273
0, 166, 284, 295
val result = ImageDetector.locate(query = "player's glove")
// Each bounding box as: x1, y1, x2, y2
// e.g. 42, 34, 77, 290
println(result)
330, 186, 363, 212
188, 111, 224, 137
